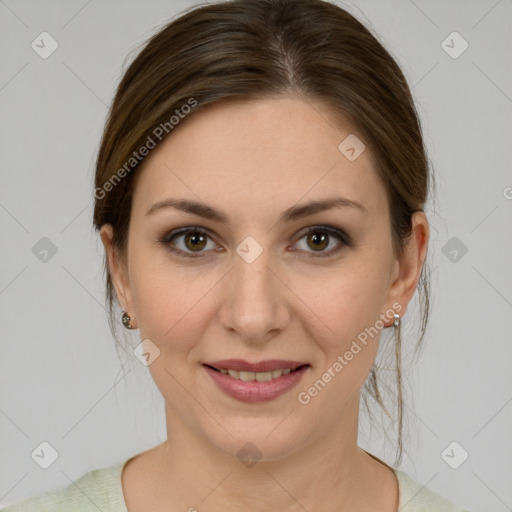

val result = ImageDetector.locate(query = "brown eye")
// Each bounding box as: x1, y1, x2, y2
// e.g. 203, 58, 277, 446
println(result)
183, 231, 208, 251
293, 226, 350, 258
161, 228, 217, 258
306, 232, 329, 252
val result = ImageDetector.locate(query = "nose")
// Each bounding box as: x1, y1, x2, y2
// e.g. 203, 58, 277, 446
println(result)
218, 245, 290, 346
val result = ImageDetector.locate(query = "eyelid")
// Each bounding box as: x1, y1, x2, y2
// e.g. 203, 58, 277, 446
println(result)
160, 224, 351, 259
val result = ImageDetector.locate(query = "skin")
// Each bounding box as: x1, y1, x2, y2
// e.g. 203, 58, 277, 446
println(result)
100, 95, 429, 511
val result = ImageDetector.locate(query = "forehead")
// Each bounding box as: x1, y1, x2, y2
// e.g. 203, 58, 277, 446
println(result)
131, 95, 387, 223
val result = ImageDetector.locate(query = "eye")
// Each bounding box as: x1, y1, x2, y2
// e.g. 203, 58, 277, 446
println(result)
160, 225, 351, 259
292, 226, 350, 258
161, 228, 219, 258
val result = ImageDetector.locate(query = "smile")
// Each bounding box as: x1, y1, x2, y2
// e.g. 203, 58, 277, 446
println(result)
202, 362, 311, 403
207, 366, 303, 381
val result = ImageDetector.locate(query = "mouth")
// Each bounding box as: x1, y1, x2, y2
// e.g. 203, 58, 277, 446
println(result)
203, 364, 309, 381
202, 359, 311, 403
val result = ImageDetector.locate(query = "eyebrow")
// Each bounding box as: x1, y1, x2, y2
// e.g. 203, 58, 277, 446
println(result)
146, 196, 367, 224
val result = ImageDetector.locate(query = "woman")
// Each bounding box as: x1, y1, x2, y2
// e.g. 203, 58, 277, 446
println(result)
2, 0, 470, 510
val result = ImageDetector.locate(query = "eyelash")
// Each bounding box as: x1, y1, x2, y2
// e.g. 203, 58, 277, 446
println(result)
159, 225, 352, 259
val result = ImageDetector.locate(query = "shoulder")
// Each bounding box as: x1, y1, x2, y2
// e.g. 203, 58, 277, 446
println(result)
394, 469, 471, 512
0, 460, 129, 512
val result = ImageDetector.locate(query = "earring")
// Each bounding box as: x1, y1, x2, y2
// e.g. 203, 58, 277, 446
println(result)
122, 311, 135, 329
393, 313, 400, 328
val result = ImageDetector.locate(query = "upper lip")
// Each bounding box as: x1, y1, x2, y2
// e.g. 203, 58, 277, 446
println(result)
203, 359, 309, 373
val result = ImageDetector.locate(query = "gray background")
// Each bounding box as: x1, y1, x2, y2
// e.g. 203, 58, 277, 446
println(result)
1, 0, 511, 510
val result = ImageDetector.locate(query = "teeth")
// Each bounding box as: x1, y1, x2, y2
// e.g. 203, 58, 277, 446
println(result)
255, 371, 272, 382
218, 367, 299, 380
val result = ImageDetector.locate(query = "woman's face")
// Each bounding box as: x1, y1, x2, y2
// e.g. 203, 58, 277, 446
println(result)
102, 95, 427, 461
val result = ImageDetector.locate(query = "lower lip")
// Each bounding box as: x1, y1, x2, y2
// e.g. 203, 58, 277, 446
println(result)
203, 365, 310, 403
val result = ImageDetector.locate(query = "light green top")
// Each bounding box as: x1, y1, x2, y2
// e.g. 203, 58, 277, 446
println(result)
1, 457, 470, 511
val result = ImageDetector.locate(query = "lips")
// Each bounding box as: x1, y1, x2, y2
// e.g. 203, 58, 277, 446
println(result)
203, 363, 310, 403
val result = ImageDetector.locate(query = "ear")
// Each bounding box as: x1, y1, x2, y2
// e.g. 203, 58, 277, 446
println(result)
384, 211, 430, 323
99, 224, 137, 329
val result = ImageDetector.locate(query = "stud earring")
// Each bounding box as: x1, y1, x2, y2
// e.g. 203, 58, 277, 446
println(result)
121, 311, 135, 329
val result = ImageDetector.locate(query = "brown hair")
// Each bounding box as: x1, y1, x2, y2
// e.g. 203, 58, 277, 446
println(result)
93, 0, 434, 467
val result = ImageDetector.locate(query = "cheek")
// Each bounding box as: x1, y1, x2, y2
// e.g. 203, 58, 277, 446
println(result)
292, 258, 390, 353
293, 263, 389, 414
129, 252, 219, 350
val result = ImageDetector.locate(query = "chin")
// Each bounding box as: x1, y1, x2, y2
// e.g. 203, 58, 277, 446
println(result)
202, 416, 312, 465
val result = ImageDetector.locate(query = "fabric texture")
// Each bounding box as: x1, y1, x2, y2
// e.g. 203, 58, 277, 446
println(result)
0, 456, 471, 511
